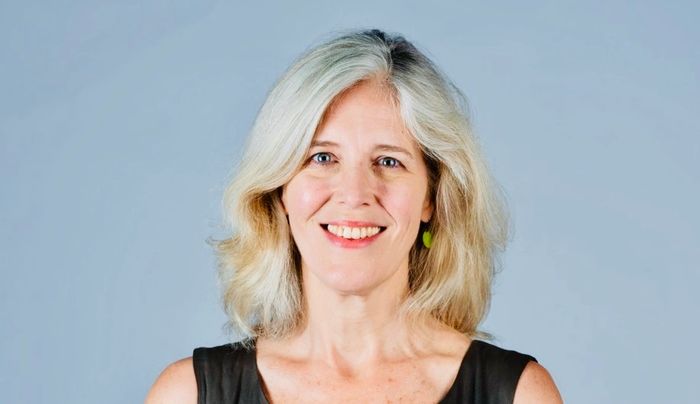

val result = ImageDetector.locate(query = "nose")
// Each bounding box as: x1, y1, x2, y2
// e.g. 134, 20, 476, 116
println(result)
334, 165, 376, 208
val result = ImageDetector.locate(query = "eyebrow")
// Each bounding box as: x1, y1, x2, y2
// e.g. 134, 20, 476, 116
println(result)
310, 140, 416, 160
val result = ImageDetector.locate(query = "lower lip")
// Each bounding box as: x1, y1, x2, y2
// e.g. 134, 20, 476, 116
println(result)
322, 226, 384, 249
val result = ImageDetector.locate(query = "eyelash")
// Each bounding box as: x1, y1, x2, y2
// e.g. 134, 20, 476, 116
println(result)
308, 152, 403, 169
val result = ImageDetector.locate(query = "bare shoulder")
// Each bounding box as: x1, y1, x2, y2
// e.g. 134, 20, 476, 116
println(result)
513, 361, 563, 404
145, 356, 197, 404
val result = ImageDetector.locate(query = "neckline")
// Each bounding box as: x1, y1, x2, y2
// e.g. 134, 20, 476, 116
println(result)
438, 339, 480, 401
251, 339, 481, 403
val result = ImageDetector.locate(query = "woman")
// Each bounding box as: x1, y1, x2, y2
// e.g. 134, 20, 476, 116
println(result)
147, 29, 562, 403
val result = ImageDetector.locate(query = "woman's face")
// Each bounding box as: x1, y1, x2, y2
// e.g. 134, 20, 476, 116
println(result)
281, 80, 433, 295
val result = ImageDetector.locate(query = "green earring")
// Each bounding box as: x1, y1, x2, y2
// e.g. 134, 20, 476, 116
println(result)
422, 229, 433, 248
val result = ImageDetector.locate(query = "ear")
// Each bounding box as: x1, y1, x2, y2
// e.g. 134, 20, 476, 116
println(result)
279, 186, 288, 215
421, 195, 433, 222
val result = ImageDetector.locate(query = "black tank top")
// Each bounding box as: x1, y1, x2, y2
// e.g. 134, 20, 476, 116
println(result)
193, 339, 536, 404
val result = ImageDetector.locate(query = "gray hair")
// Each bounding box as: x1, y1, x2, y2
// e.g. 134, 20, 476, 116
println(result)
215, 28, 509, 343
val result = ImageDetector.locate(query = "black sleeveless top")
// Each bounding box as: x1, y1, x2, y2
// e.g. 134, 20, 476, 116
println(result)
193, 339, 536, 404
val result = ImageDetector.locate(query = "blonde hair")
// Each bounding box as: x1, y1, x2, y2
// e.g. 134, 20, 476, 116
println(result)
215, 29, 509, 343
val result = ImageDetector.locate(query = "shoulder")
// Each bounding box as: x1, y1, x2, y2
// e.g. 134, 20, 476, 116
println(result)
192, 341, 256, 369
145, 356, 197, 404
470, 340, 536, 374
466, 340, 562, 403
513, 361, 563, 404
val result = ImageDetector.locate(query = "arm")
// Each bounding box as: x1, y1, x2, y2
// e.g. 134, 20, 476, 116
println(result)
145, 357, 198, 404
513, 361, 564, 404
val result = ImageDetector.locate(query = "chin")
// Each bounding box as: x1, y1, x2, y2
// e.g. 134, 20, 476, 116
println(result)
304, 262, 398, 296
329, 274, 379, 296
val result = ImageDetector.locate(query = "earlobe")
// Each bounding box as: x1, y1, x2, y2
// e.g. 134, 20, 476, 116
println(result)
421, 199, 434, 222
279, 187, 288, 215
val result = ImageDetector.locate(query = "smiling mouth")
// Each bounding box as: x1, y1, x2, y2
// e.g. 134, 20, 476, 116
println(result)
320, 224, 387, 240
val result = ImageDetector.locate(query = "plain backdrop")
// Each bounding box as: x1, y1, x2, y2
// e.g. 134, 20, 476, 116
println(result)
1, 1, 698, 403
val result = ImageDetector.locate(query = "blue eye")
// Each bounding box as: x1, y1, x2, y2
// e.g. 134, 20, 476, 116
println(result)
377, 156, 402, 168
310, 152, 334, 165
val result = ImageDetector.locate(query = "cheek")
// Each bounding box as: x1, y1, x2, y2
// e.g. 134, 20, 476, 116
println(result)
400, 198, 423, 227
385, 185, 426, 229
283, 176, 329, 220
368, 190, 423, 274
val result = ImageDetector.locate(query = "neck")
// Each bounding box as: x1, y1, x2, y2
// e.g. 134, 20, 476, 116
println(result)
285, 260, 437, 370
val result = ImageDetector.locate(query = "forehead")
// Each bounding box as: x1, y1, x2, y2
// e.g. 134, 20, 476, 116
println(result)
313, 80, 417, 150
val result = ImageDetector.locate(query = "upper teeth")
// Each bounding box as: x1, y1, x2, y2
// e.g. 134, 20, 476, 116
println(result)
327, 224, 381, 239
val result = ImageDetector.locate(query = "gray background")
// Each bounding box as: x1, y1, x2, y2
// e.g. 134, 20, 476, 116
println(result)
1, 1, 698, 403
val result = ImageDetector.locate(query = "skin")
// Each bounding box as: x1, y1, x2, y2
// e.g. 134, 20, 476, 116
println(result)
145, 79, 563, 403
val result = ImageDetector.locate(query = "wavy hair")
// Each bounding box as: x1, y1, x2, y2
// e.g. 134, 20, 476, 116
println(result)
214, 28, 509, 344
